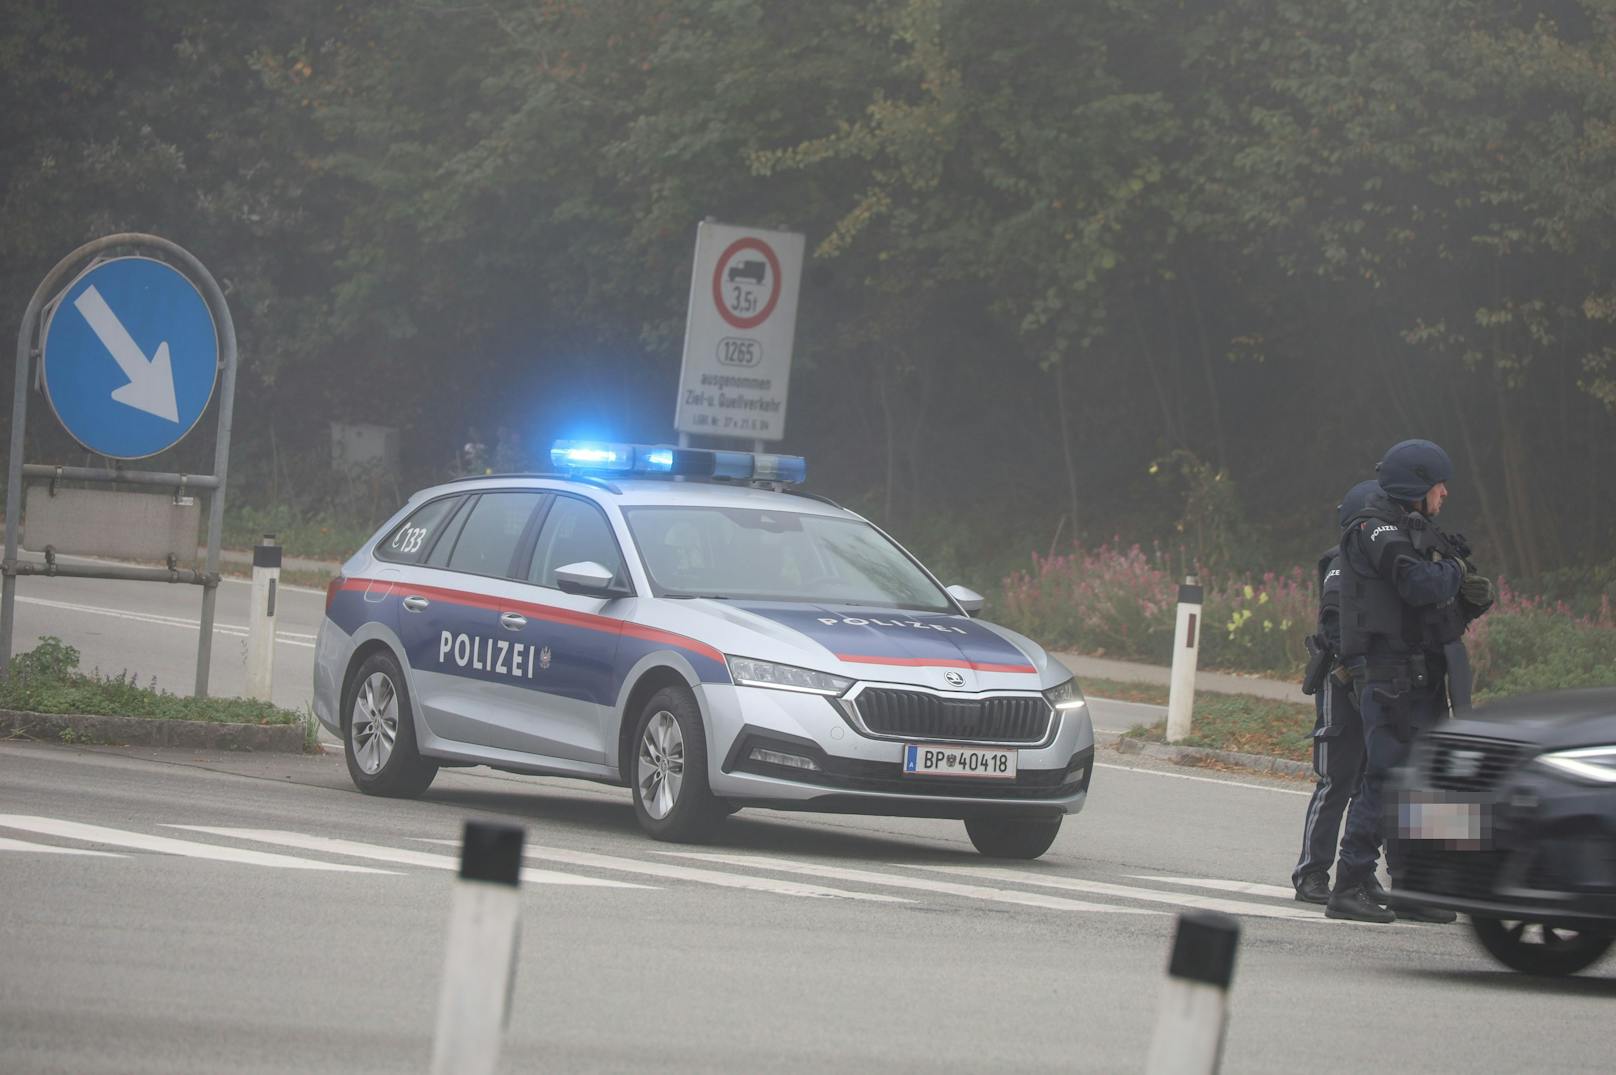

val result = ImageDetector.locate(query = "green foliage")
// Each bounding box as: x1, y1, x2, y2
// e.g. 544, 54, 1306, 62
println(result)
1, 637, 302, 725
1126, 695, 1317, 763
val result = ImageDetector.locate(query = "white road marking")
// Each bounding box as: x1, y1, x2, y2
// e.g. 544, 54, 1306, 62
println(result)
662, 851, 1161, 914
0, 834, 124, 857
420, 839, 909, 903
1131, 876, 1300, 901
0, 816, 390, 873
15, 595, 317, 648
1095, 761, 1312, 797
900, 863, 1321, 921
173, 827, 648, 889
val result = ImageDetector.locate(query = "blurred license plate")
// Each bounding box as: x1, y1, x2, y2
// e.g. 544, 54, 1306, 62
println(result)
902, 743, 1017, 779
1403, 800, 1484, 842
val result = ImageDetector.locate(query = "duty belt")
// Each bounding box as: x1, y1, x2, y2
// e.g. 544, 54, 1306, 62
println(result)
1352, 654, 1431, 690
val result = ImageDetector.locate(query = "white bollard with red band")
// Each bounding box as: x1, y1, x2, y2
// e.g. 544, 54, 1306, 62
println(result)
244, 534, 280, 701
1165, 575, 1203, 744
430, 820, 525, 1075
1145, 910, 1241, 1074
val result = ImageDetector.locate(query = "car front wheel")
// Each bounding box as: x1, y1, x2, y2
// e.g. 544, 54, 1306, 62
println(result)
631, 685, 723, 842
343, 651, 438, 798
964, 815, 1062, 859
1470, 915, 1614, 976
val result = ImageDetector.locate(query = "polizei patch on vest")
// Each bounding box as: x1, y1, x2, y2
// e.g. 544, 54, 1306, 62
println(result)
815, 616, 968, 635
1369, 524, 1400, 541
439, 631, 541, 679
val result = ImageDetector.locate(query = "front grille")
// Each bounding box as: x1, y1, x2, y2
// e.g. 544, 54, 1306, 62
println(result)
1421, 734, 1526, 793
1399, 846, 1507, 901
852, 689, 1052, 744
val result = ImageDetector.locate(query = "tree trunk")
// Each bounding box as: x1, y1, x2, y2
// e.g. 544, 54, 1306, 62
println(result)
1130, 297, 1179, 447
1187, 281, 1228, 473
1054, 358, 1080, 544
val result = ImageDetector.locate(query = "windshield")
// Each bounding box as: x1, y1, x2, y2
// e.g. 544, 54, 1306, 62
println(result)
622, 505, 953, 612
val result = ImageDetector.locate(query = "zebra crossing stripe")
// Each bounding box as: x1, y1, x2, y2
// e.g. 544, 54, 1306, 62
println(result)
1130, 876, 1299, 901
900, 864, 1321, 921
661, 851, 1161, 914
0, 834, 123, 857
170, 827, 648, 889
432, 841, 910, 903
0, 816, 392, 873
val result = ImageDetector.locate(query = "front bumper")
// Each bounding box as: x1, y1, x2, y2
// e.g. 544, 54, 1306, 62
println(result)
1391, 762, 1616, 930
698, 682, 1094, 819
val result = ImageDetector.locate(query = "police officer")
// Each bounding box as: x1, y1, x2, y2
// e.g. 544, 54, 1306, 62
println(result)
1325, 440, 1495, 923
1292, 479, 1382, 905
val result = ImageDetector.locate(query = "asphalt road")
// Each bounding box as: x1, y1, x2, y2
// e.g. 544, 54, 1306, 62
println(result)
4, 563, 1158, 735
3, 741, 1612, 1074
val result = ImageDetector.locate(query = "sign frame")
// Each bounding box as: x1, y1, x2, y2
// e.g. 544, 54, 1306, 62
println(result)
675, 220, 805, 443
1, 233, 239, 696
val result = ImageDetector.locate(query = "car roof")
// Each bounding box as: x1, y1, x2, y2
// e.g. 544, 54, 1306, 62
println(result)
408, 474, 856, 518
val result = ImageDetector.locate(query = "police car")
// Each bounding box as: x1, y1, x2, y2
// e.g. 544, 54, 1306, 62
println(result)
313, 441, 1093, 858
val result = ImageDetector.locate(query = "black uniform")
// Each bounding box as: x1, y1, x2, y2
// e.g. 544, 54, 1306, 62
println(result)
1332, 491, 1468, 893
1292, 547, 1364, 888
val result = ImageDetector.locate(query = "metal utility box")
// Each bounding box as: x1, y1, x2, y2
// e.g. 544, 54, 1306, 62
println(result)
331, 422, 400, 472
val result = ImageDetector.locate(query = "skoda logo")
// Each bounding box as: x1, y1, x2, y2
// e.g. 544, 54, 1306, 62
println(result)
943, 670, 966, 688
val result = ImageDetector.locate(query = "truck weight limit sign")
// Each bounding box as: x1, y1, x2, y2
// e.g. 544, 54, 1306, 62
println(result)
676, 221, 804, 441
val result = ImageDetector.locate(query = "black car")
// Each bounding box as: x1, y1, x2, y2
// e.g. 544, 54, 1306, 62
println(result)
1391, 688, 1616, 976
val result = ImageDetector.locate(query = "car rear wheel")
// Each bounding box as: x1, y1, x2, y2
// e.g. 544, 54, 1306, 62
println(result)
343, 651, 438, 798
1470, 915, 1614, 976
964, 815, 1062, 859
631, 685, 724, 842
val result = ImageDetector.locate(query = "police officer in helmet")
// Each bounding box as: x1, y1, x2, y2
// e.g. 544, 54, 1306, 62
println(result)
1291, 479, 1382, 905
1326, 439, 1495, 923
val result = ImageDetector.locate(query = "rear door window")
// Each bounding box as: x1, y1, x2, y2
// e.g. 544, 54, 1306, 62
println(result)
375, 496, 463, 565
442, 492, 546, 579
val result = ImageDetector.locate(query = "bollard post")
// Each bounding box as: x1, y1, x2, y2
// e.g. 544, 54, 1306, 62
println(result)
1145, 910, 1240, 1075
1165, 575, 1203, 744
431, 820, 525, 1075
244, 534, 280, 701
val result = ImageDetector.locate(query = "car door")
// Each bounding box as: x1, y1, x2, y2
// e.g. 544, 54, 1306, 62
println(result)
500, 493, 629, 764
394, 490, 548, 751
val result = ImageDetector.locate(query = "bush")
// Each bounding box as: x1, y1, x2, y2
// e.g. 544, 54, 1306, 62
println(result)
997, 545, 1616, 691
999, 544, 1311, 674
1, 637, 302, 724
1468, 584, 1616, 697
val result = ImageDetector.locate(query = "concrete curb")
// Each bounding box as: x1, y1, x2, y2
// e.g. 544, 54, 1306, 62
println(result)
1, 708, 307, 753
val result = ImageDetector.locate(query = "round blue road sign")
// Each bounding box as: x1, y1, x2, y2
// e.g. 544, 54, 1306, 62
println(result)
41, 256, 219, 460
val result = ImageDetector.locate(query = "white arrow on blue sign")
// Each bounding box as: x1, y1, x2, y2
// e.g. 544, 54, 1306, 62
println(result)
41, 256, 219, 460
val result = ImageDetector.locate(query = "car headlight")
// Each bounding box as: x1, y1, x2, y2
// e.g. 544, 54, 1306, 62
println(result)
727, 656, 853, 697
1044, 678, 1087, 711
1536, 746, 1616, 785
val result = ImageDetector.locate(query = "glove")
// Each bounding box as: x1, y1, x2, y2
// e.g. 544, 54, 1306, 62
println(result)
1460, 572, 1495, 608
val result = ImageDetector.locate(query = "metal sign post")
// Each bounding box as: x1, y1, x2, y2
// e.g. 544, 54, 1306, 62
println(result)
2, 233, 237, 695
674, 220, 805, 443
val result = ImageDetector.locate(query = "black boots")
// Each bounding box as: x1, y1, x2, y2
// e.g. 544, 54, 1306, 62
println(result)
1326, 882, 1397, 923
1294, 873, 1332, 905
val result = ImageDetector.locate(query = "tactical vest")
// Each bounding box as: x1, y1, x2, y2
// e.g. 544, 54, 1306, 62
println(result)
1338, 494, 1422, 658
1315, 546, 1341, 635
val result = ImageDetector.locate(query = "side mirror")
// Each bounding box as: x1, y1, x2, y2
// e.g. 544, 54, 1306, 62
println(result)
946, 584, 984, 617
554, 561, 628, 599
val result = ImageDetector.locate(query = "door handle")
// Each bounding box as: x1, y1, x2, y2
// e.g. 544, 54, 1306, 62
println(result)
402, 596, 430, 613
499, 612, 528, 631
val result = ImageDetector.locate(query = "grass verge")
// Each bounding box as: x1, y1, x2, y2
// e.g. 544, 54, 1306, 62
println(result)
2, 637, 303, 727
1123, 692, 1315, 763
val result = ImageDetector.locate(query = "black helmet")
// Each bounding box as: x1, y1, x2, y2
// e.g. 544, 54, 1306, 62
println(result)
1376, 439, 1453, 501
1337, 479, 1381, 528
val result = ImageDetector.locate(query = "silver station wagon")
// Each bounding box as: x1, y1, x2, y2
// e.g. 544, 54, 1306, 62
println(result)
313, 442, 1093, 858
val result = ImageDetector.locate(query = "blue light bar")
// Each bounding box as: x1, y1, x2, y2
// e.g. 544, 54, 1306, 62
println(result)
549, 440, 806, 484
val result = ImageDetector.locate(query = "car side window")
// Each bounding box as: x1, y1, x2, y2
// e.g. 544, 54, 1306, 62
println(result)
443, 492, 545, 579
375, 496, 463, 565
528, 496, 625, 589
